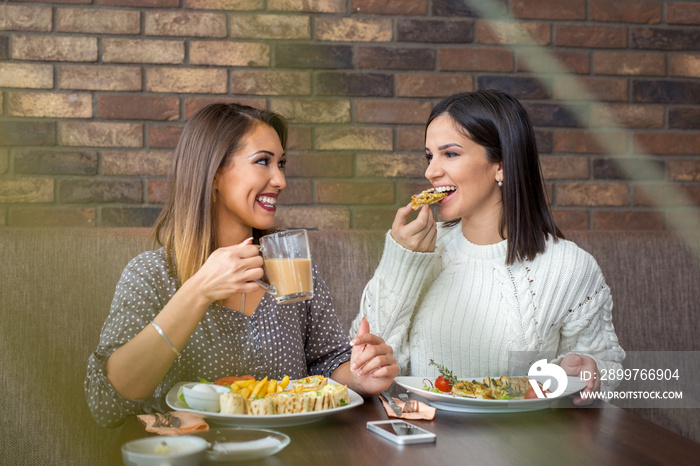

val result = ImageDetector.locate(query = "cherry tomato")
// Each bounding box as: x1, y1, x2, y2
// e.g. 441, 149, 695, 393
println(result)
435, 376, 452, 392
214, 375, 255, 386
525, 387, 538, 399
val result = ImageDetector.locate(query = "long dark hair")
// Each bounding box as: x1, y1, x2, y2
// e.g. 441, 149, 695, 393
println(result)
427, 89, 563, 265
152, 103, 287, 285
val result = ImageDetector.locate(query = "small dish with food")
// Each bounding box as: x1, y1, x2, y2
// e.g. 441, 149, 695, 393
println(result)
181, 382, 231, 412
121, 435, 208, 466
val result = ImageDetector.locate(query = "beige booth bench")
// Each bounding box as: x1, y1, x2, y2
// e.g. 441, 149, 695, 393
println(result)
1, 227, 698, 465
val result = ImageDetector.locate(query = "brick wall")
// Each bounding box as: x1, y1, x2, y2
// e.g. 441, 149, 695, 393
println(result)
0, 0, 698, 231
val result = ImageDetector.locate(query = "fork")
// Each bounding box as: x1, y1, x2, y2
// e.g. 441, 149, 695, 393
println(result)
398, 393, 419, 414
144, 399, 181, 428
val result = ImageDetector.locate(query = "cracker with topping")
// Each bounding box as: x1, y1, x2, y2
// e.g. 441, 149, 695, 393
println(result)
410, 188, 448, 210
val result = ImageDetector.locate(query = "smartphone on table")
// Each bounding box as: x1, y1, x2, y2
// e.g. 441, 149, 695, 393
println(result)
366, 420, 436, 445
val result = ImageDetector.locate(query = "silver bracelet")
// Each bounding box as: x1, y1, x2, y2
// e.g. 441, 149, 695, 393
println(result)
151, 321, 181, 357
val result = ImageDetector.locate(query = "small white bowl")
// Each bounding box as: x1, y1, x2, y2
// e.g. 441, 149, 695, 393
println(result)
181, 382, 231, 412
121, 435, 207, 466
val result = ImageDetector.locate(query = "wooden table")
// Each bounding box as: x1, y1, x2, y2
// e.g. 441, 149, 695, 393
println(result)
110, 393, 700, 465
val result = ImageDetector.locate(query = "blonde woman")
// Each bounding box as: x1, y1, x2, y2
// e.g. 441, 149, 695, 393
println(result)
86, 104, 397, 427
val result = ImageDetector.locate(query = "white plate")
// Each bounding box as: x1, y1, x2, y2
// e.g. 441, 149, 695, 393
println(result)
194, 428, 289, 462
395, 376, 587, 413
166, 380, 363, 427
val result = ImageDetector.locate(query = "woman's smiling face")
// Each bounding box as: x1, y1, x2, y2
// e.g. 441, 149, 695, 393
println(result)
424, 114, 503, 226
213, 122, 286, 241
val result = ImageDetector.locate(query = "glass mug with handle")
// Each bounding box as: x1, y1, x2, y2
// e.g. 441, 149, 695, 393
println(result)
255, 229, 314, 304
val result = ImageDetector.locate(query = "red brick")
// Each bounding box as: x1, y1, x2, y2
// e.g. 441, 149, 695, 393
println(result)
553, 209, 589, 230
593, 52, 665, 76
592, 211, 665, 230
356, 100, 432, 124
439, 47, 513, 72
278, 179, 313, 205
103, 39, 184, 64
357, 47, 435, 70
667, 159, 700, 181
316, 17, 392, 42
269, 0, 343, 12
60, 122, 143, 147
633, 133, 700, 155
146, 68, 227, 93
56, 8, 140, 34
184, 97, 265, 119
0, 178, 54, 203
669, 54, 700, 78
517, 49, 590, 74
0, 63, 53, 89
590, 104, 665, 129
270, 99, 350, 124
231, 70, 311, 95
229, 14, 310, 39
476, 20, 550, 45
58, 65, 141, 91
185, 0, 262, 9
98, 95, 179, 121
13, 149, 98, 175
99, 0, 178, 6
353, 208, 396, 230
554, 77, 628, 102
316, 127, 392, 151
554, 130, 628, 155
351, 0, 426, 15
148, 125, 183, 149
284, 153, 353, 178
275, 207, 350, 230
357, 153, 426, 178
667, 2, 700, 25
287, 127, 312, 151
634, 184, 700, 207
190, 41, 269, 66
512, 0, 585, 20
147, 179, 169, 204
103, 150, 172, 175
13, 35, 97, 61
10, 207, 95, 227
101, 207, 161, 227
590, 0, 661, 24
145, 11, 227, 37
59, 179, 143, 203
0, 5, 52, 31
556, 183, 629, 207
9, 92, 92, 118
555, 25, 627, 48
397, 127, 425, 151
540, 155, 589, 179
317, 180, 394, 205
397, 73, 473, 97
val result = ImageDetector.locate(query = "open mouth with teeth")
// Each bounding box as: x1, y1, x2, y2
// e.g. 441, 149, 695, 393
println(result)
256, 194, 277, 212
410, 186, 457, 210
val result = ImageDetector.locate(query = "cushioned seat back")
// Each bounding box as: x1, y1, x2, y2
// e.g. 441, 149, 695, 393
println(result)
0, 228, 151, 465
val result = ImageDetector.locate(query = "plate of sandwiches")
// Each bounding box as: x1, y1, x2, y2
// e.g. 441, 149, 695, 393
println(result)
166, 376, 363, 427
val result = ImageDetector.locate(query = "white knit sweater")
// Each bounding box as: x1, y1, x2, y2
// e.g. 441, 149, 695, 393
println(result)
351, 223, 625, 391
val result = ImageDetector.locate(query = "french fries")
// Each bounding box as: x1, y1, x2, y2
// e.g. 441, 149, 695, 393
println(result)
224, 375, 291, 398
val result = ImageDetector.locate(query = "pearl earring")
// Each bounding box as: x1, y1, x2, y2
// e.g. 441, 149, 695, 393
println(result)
498, 181, 503, 187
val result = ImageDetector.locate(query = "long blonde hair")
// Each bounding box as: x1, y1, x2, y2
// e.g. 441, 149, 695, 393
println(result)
152, 103, 287, 285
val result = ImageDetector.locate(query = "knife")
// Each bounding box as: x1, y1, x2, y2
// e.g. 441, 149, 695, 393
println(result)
381, 391, 402, 417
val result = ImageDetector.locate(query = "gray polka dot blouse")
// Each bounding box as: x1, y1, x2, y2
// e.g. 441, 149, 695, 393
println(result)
84, 249, 351, 427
